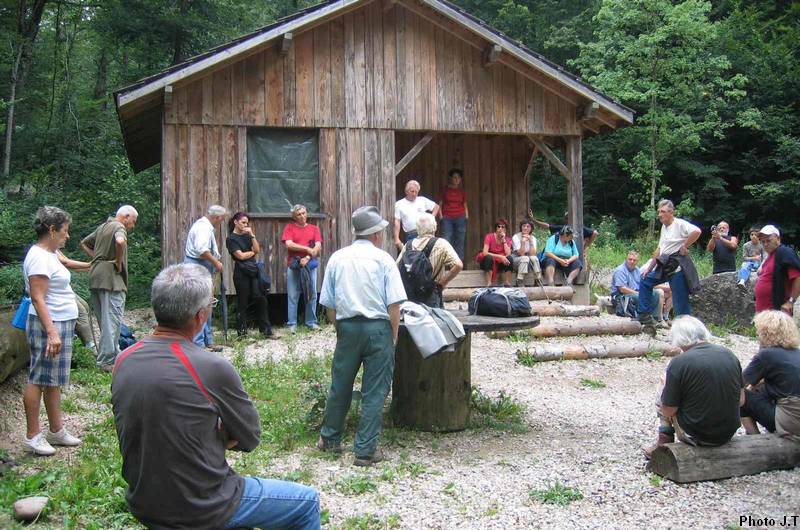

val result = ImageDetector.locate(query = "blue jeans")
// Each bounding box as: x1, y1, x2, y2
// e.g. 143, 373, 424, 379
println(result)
223, 477, 320, 530
638, 270, 690, 318
441, 216, 467, 261
738, 261, 760, 282
286, 266, 318, 327
184, 256, 215, 347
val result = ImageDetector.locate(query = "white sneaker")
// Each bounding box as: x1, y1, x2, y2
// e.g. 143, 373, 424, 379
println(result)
45, 427, 82, 447
23, 433, 56, 456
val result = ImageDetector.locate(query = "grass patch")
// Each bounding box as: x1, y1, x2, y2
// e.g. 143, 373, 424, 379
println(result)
470, 387, 527, 432
649, 474, 662, 487
529, 482, 583, 506
644, 348, 664, 361
503, 332, 530, 343
338, 513, 401, 530
515, 346, 541, 367
335, 474, 378, 496
580, 378, 606, 389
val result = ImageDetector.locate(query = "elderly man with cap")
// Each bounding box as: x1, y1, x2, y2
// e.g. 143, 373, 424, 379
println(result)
317, 206, 407, 466
754, 224, 800, 315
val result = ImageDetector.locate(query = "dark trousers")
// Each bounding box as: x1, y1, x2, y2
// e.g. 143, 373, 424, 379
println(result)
741, 387, 776, 432
233, 269, 272, 334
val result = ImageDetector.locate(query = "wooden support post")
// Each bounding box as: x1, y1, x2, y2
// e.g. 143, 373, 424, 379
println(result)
280, 32, 293, 56
163, 85, 173, 107
565, 136, 584, 261
528, 136, 569, 181
394, 132, 435, 177
482, 44, 502, 68
647, 434, 800, 483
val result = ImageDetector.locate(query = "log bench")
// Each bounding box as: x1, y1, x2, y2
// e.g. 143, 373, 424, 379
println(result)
444, 269, 589, 305
391, 310, 539, 432
647, 434, 800, 483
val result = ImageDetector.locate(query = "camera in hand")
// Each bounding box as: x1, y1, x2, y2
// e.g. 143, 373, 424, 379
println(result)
711, 224, 718, 233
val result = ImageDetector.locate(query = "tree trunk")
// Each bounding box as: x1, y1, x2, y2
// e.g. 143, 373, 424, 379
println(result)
515, 341, 679, 362
93, 48, 108, 103
529, 303, 600, 317
647, 434, 800, 483
488, 318, 643, 338
171, 0, 189, 65
1, 0, 48, 183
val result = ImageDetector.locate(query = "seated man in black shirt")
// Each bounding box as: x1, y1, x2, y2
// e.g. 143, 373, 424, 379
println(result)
741, 310, 800, 440
644, 315, 744, 458
112, 263, 320, 530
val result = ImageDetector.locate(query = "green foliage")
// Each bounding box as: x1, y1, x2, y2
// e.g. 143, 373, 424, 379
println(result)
338, 513, 402, 530
470, 387, 527, 432
529, 482, 584, 506
580, 378, 606, 389
335, 474, 378, 496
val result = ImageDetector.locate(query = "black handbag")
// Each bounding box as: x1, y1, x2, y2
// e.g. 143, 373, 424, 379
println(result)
237, 259, 259, 277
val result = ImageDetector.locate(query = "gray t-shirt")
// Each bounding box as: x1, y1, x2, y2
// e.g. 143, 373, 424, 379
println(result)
661, 342, 743, 445
112, 337, 260, 530
743, 240, 765, 262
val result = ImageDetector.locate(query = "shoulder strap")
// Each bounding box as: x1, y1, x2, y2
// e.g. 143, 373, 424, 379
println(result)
423, 237, 438, 257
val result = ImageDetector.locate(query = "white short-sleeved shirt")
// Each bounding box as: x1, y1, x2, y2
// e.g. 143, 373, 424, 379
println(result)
394, 197, 437, 233
23, 245, 78, 321
185, 216, 220, 260
659, 218, 700, 256
512, 233, 538, 255
320, 240, 407, 320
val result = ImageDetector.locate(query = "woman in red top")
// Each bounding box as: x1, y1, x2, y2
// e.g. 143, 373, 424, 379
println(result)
437, 168, 468, 261
477, 218, 513, 286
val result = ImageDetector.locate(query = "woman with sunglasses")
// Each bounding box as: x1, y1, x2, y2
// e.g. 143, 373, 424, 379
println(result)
476, 218, 513, 286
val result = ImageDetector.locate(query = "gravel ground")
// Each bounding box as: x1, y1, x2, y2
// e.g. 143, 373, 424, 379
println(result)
2, 308, 798, 529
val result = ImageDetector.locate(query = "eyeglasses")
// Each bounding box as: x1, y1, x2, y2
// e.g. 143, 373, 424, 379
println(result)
209, 297, 219, 308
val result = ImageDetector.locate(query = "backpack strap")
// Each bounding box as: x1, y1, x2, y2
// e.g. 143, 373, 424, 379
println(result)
422, 237, 438, 258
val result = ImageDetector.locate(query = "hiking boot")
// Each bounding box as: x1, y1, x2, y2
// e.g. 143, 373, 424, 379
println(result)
46, 427, 81, 447
22, 433, 56, 456
639, 315, 657, 337
207, 345, 224, 352
316, 436, 342, 454
353, 448, 384, 467
99, 364, 114, 373
736, 280, 747, 292
643, 432, 674, 460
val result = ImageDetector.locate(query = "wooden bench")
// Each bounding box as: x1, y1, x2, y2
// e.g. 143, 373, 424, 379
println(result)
444, 270, 589, 305
647, 434, 800, 483
391, 310, 539, 432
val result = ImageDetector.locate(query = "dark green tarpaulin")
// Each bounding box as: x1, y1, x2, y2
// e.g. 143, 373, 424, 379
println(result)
247, 129, 319, 213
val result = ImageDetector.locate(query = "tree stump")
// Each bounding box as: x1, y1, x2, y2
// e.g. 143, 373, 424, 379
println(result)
391, 328, 471, 432
647, 434, 800, 483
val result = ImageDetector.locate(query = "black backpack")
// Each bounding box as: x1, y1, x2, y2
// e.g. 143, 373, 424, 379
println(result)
468, 287, 532, 317
399, 237, 438, 303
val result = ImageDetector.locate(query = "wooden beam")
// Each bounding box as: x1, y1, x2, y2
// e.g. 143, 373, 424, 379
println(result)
581, 120, 600, 135
578, 101, 599, 121
565, 136, 584, 259
394, 132, 435, 177
163, 85, 173, 107
523, 145, 539, 182
482, 44, 502, 68
528, 136, 569, 181
280, 32, 293, 56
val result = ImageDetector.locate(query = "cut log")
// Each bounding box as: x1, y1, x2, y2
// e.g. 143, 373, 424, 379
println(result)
391, 328, 471, 432
515, 341, 679, 362
647, 434, 800, 483
487, 318, 642, 339
530, 303, 599, 317
0, 309, 30, 384
442, 286, 574, 303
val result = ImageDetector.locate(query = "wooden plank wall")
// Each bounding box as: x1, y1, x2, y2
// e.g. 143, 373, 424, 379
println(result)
394, 132, 532, 268
161, 125, 394, 292
164, 1, 579, 135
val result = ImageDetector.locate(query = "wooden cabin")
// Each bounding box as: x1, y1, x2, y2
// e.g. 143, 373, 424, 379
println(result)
114, 0, 634, 294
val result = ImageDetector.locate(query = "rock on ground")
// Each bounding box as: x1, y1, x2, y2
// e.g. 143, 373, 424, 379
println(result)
690, 271, 754, 327
13, 496, 48, 521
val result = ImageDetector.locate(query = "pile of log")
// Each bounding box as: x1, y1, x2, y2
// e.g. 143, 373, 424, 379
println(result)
647, 434, 800, 483
442, 286, 574, 303
515, 341, 679, 362
488, 318, 643, 339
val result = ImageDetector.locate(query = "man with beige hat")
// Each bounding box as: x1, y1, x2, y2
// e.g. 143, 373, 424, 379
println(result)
317, 206, 407, 466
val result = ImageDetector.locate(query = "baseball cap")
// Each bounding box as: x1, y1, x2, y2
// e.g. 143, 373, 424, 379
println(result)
758, 225, 780, 237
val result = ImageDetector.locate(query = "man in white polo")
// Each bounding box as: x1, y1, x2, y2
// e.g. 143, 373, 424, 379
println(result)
393, 179, 439, 252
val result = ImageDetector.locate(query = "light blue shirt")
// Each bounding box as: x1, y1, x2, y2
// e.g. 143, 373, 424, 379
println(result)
320, 239, 407, 320
611, 262, 641, 296
544, 234, 578, 259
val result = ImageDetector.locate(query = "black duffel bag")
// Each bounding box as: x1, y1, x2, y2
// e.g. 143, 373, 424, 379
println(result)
468, 287, 531, 317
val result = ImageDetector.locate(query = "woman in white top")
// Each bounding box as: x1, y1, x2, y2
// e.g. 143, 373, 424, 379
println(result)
22, 206, 89, 456
511, 219, 541, 286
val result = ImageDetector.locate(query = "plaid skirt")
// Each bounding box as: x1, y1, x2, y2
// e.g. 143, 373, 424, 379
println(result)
26, 314, 75, 387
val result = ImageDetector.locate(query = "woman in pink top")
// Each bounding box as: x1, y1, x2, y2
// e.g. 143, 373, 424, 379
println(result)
476, 218, 513, 286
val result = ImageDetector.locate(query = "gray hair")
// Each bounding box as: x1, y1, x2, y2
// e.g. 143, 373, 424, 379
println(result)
34, 206, 72, 238
207, 205, 228, 217
657, 199, 674, 212
291, 204, 307, 215
669, 315, 711, 349
116, 205, 139, 217
151, 264, 213, 328
405, 180, 420, 192
416, 212, 437, 236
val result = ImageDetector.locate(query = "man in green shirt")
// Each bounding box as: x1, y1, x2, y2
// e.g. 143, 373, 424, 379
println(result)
81, 205, 138, 371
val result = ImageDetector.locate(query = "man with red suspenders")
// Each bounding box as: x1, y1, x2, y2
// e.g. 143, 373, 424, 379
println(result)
111, 263, 320, 530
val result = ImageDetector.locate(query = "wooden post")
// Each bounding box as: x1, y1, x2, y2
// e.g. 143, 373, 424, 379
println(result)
565, 136, 584, 261
391, 328, 471, 432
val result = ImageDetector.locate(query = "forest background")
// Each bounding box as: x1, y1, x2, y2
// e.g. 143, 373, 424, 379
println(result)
0, 0, 798, 306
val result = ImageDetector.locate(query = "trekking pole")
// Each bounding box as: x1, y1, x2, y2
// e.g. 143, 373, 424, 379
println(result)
536, 276, 552, 305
